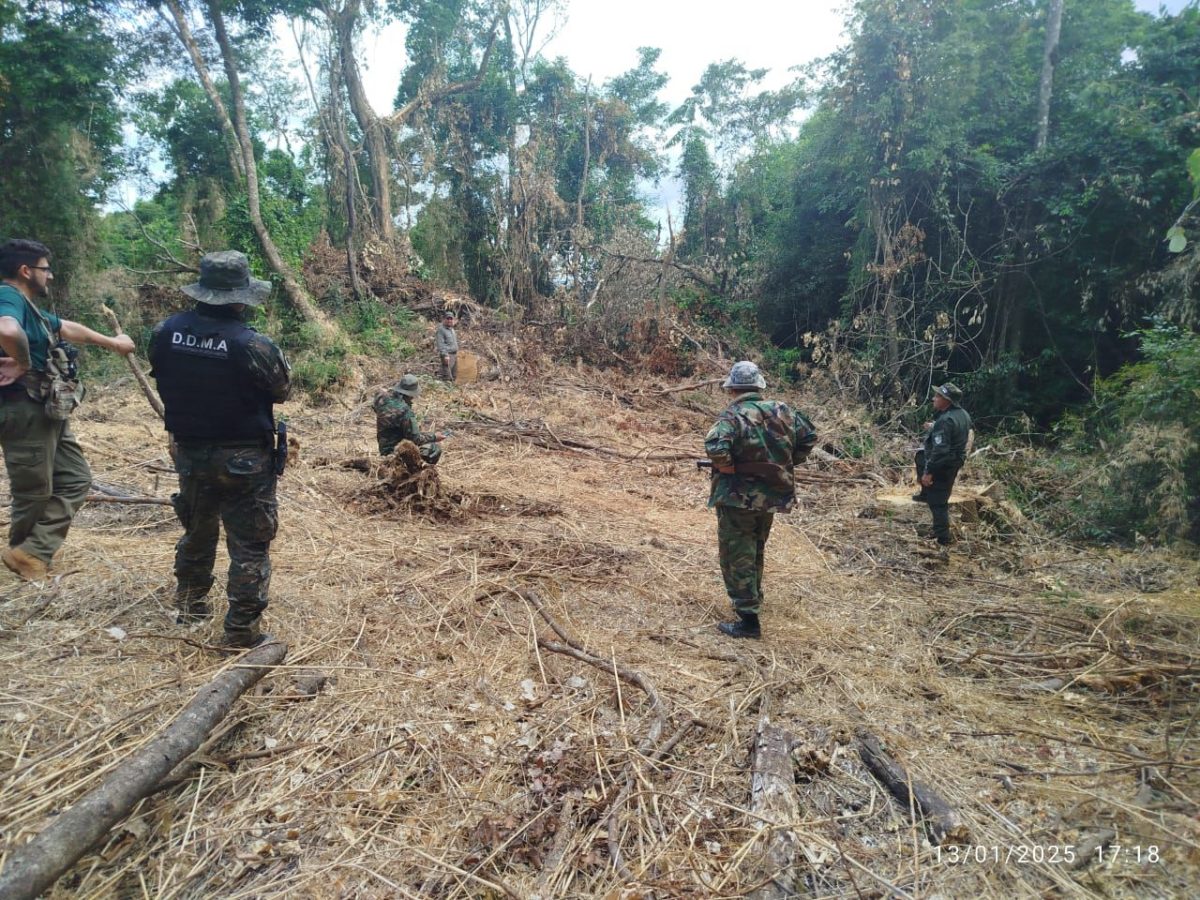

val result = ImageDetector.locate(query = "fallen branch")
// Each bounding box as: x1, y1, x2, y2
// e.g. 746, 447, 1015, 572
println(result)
458, 413, 695, 462
100, 304, 165, 420
85, 493, 173, 506
0, 640, 288, 900
652, 376, 724, 396
857, 731, 969, 845
749, 717, 802, 899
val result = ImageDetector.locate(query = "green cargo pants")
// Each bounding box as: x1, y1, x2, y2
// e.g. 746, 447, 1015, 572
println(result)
172, 443, 278, 639
0, 393, 91, 563
716, 505, 774, 615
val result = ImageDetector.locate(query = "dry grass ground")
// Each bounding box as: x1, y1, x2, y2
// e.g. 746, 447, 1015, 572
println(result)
1, 359, 1197, 899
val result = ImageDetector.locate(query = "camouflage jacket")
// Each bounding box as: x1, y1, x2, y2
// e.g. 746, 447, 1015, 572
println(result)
373, 391, 436, 456
705, 392, 817, 512
922, 406, 972, 475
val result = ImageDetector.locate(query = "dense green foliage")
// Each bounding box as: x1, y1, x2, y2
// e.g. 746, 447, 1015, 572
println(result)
0, 1, 131, 302
1039, 323, 1200, 543
728, 0, 1200, 425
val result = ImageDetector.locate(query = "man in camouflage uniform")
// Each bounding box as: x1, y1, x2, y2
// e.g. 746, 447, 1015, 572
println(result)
912, 382, 972, 548
374, 373, 446, 463
149, 251, 291, 648
705, 361, 817, 639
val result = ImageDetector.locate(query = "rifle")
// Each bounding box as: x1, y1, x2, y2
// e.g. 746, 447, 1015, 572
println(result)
274, 421, 288, 476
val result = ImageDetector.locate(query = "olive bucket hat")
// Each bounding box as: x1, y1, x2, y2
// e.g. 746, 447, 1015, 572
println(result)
182, 251, 272, 307
932, 382, 963, 406
394, 374, 421, 398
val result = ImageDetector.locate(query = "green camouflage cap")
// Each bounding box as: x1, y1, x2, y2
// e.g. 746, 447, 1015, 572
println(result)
394, 374, 420, 398
722, 360, 766, 390
932, 382, 963, 405
182, 251, 272, 307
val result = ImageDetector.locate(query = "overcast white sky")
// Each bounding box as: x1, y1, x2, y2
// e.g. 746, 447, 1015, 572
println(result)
354, 0, 1189, 115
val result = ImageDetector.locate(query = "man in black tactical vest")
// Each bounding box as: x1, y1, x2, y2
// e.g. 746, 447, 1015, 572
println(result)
149, 251, 291, 648
912, 382, 972, 549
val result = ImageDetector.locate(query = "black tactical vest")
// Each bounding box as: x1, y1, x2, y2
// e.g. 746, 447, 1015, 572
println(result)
151, 308, 274, 443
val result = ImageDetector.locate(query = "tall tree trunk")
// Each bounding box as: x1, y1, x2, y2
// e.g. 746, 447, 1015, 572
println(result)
290, 18, 364, 300
202, 0, 338, 341
1035, 0, 1065, 152
331, 0, 395, 243
160, 0, 245, 184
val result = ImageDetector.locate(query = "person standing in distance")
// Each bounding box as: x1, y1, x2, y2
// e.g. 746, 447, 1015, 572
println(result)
149, 251, 291, 648
912, 383, 972, 549
0, 238, 135, 580
435, 311, 458, 381
705, 361, 817, 639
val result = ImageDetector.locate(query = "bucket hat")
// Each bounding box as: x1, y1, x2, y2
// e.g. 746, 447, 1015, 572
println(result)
182, 251, 272, 306
721, 360, 766, 390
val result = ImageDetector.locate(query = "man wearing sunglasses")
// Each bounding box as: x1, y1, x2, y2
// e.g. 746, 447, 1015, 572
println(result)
0, 238, 135, 580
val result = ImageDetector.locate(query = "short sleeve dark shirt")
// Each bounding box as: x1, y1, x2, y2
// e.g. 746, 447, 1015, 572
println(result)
0, 284, 61, 371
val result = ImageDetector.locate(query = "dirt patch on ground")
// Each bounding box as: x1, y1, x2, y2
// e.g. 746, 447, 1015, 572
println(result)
1, 368, 1197, 898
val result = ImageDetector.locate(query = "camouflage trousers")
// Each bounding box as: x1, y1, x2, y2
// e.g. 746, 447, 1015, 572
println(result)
0, 393, 91, 564
171, 443, 278, 639
716, 505, 774, 615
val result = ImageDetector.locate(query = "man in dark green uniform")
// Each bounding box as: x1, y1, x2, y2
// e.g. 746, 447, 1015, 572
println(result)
0, 238, 135, 580
149, 251, 291, 647
373, 374, 446, 463
705, 361, 817, 639
912, 382, 972, 548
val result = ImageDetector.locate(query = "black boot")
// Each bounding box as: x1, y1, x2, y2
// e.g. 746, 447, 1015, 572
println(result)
175, 598, 211, 625
911, 492, 928, 503
222, 614, 264, 648
717, 612, 761, 639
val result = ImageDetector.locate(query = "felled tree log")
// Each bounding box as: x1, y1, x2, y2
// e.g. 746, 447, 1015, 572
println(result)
0, 640, 288, 900
749, 717, 802, 899
857, 731, 968, 845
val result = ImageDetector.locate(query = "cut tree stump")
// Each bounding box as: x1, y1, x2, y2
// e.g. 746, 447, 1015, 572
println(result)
455, 350, 480, 383
0, 640, 288, 900
749, 716, 802, 899
857, 731, 968, 845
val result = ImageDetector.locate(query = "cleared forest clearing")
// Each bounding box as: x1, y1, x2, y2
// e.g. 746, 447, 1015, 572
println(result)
1, 352, 1197, 898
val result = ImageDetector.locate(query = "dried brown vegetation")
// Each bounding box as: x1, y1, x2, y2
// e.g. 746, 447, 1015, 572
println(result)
1, 355, 1197, 898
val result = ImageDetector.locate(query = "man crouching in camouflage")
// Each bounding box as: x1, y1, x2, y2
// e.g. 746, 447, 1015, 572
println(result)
705, 361, 817, 639
149, 252, 291, 648
374, 374, 447, 463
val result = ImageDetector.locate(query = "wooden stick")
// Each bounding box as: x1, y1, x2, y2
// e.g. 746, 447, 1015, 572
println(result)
652, 376, 723, 395
0, 640, 288, 900
100, 303, 165, 420
749, 717, 802, 899
857, 731, 969, 845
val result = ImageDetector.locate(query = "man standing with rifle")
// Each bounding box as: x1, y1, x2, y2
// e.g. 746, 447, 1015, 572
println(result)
149, 251, 291, 648
704, 361, 817, 639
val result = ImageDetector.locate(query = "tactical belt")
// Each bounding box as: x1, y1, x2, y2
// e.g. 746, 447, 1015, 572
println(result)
175, 439, 272, 450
